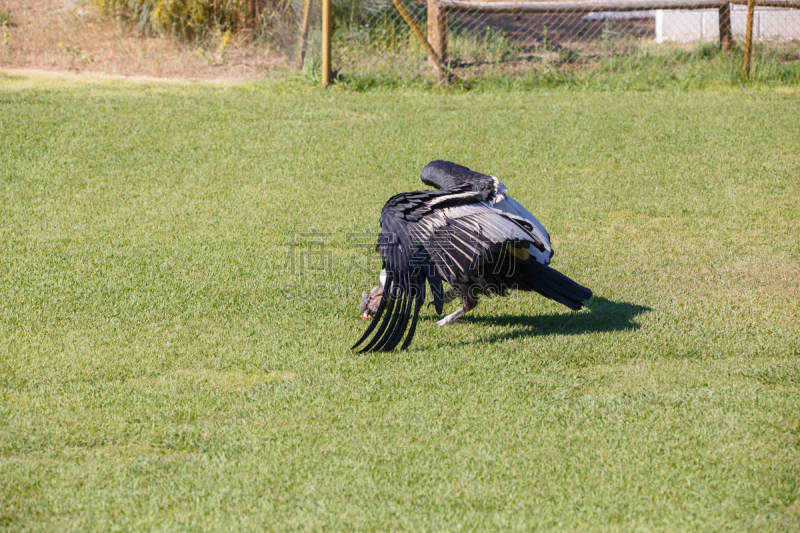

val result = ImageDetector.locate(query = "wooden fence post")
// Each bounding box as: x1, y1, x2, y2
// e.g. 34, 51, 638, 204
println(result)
392, 0, 447, 78
297, 0, 313, 69
322, 0, 331, 86
427, 0, 448, 73
743, 0, 756, 75
718, 3, 733, 53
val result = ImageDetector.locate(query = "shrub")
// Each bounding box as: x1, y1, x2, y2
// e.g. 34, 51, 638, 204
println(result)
93, 0, 258, 39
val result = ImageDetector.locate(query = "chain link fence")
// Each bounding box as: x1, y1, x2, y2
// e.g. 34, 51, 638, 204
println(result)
280, 0, 799, 85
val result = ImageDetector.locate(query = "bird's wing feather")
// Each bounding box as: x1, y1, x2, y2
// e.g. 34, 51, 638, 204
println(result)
492, 194, 552, 262
426, 203, 544, 284
353, 187, 546, 352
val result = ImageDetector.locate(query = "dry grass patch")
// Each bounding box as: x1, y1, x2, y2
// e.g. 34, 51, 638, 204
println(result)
0, 0, 283, 80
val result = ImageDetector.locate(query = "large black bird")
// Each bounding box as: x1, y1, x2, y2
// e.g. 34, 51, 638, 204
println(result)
353, 161, 592, 352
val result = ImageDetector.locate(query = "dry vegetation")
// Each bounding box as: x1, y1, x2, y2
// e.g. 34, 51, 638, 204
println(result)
0, 0, 284, 80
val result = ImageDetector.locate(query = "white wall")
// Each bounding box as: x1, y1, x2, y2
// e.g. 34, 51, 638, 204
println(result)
655, 5, 800, 43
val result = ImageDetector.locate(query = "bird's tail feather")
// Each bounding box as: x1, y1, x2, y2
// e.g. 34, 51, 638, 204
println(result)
519, 261, 592, 311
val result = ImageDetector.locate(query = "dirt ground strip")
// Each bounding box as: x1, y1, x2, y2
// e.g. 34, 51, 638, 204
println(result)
0, 0, 285, 80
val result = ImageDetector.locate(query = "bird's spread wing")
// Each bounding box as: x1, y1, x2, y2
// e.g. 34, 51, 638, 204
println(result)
352, 186, 545, 352
352, 185, 474, 352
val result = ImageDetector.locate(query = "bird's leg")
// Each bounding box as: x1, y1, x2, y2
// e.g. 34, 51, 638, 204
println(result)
436, 305, 467, 326
436, 289, 479, 326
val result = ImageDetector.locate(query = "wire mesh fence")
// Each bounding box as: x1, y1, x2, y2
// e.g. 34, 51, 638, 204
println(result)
284, 0, 800, 85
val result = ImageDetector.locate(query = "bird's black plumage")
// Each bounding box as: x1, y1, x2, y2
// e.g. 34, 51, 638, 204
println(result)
420, 160, 501, 202
353, 178, 592, 353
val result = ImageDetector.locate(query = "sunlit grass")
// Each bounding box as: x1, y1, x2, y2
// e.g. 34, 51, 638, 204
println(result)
0, 74, 799, 531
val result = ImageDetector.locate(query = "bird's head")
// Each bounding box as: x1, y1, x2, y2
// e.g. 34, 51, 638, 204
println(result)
359, 269, 387, 319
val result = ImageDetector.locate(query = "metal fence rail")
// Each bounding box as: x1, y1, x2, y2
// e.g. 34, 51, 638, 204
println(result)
437, 1, 733, 12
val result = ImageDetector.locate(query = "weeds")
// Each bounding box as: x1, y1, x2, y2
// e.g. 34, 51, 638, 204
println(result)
217, 29, 232, 57
600, 18, 619, 52
193, 29, 234, 65
451, 26, 518, 66
0, 5, 10, 49
333, 37, 800, 91
57, 41, 94, 63
557, 48, 581, 65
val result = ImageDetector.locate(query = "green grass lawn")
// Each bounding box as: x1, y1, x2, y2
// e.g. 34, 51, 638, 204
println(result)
1, 73, 799, 531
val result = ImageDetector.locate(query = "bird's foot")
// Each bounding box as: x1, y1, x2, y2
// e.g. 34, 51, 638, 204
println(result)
436, 306, 465, 326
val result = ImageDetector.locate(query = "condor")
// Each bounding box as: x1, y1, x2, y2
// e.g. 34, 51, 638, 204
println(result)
353, 161, 592, 352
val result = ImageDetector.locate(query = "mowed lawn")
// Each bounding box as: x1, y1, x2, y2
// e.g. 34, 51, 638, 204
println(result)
1, 74, 799, 531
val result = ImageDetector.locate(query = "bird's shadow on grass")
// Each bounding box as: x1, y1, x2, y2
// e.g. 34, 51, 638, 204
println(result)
430, 296, 651, 346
